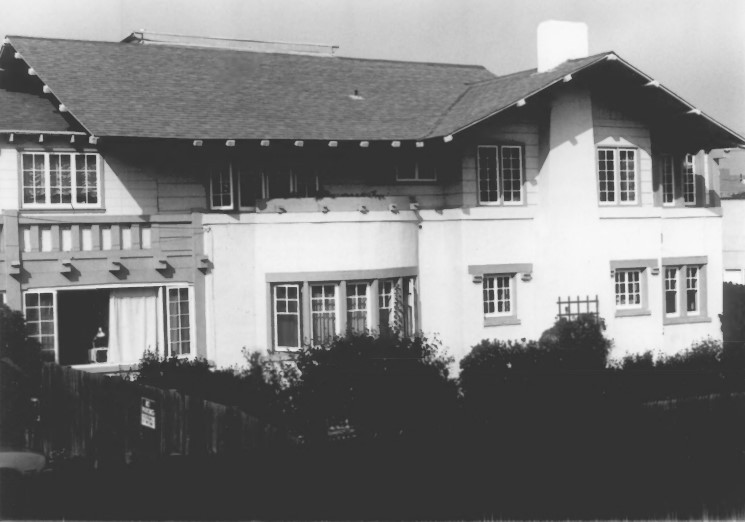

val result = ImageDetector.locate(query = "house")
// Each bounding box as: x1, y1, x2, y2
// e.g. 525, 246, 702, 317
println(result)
716, 148, 745, 285
0, 21, 742, 371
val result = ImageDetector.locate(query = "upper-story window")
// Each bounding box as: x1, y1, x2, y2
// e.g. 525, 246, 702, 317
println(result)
209, 161, 320, 211
597, 148, 637, 205
395, 155, 437, 182
477, 145, 523, 205
660, 153, 699, 207
22, 152, 101, 209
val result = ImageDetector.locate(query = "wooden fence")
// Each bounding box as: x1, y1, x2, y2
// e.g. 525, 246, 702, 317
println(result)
38, 363, 290, 467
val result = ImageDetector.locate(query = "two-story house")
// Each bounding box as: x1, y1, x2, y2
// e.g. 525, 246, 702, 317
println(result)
0, 22, 742, 371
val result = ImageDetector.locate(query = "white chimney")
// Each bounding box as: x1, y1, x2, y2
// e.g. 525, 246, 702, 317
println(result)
537, 20, 588, 72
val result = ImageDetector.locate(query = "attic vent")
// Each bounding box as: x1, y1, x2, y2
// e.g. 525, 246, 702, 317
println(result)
124, 31, 338, 56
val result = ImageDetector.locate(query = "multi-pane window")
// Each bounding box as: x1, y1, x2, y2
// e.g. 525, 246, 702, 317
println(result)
209, 163, 234, 210
311, 284, 337, 344
615, 269, 641, 309
167, 288, 191, 356
683, 153, 696, 205
483, 275, 512, 316
685, 266, 699, 314
346, 283, 368, 333
236, 165, 320, 207
274, 284, 301, 349
597, 148, 637, 204
477, 145, 523, 204
663, 264, 705, 322
395, 155, 437, 182
662, 154, 675, 205
24, 292, 56, 361
664, 267, 678, 316
378, 280, 395, 332
22, 153, 100, 208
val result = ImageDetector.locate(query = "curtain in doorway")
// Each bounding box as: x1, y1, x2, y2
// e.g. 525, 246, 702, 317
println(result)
107, 288, 159, 363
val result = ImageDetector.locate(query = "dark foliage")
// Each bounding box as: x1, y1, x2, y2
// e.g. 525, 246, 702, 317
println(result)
135, 349, 296, 424
721, 282, 745, 364
0, 304, 42, 447
292, 331, 457, 444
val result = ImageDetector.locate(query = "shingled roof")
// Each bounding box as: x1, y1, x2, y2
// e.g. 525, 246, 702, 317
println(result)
0, 76, 82, 134
1, 35, 743, 146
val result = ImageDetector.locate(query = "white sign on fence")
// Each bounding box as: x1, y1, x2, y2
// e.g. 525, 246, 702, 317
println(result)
141, 397, 156, 429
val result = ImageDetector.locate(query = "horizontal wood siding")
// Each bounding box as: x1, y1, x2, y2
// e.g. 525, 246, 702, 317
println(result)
593, 98, 654, 207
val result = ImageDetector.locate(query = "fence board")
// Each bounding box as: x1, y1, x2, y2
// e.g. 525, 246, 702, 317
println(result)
39, 363, 289, 466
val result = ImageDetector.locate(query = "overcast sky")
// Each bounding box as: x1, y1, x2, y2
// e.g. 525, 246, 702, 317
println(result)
2, 0, 744, 135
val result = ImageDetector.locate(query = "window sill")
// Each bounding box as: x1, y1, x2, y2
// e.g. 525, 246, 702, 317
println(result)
615, 308, 651, 318
20, 207, 107, 214
664, 315, 712, 325
484, 316, 521, 327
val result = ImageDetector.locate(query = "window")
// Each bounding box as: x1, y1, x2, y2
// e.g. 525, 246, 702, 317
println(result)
662, 258, 708, 324
273, 284, 301, 349
269, 272, 417, 350
237, 165, 320, 208
597, 148, 637, 205
664, 265, 701, 316
24, 292, 56, 362
615, 269, 642, 309
664, 267, 679, 317
477, 145, 523, 204
662, 154, 675, 205
395, 154, 437, 182
22, 152, 100, 209
483, 275, 512, 316
209, 163, 234, 210
311, 284, 337, 344
346, 283, 369, 333
166, 287, 191, 356
683, 153, 696, 205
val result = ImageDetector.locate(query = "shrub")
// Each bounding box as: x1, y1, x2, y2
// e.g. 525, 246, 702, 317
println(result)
135, 350, 296, 424
292, 331, 457, 444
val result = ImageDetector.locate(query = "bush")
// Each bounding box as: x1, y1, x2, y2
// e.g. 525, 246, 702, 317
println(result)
0, 303, 43, 446
135, 350, 296, 424
292, 331, 457, 444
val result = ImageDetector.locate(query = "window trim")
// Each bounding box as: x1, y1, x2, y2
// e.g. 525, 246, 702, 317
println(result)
272, 283, 302, 351
20, 152, 103, 210
683, 153, 697, 206
610, 259, 655, 317
661, 153, 676, 207
469, 263, 531, 327
662, 257, 710, 325
476, 144, 525, 206
596, 147, 639, 207
209, 162, 235, 211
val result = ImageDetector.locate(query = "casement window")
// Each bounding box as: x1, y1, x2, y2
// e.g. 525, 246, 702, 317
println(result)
270, 273, 417, 350
661, 154, 675, 205
24, 285, 193, 366
209, 163, 234, 210
395, 155, 437, 182
597, 148, 637, 205
166, 287, 191, 356
237, 165, 320, 208
273, 284, 301, 350
483, 275, 513, 317
615, 269, 642, 309
683, 153, 696, 205
663, 261, 707, 323
477, 145, 523, 205
24, 291, 56, 362
311, 284, 337, 344
346, 282, 369, 333
659, 153, 699, 207
21, 152, 101, 209
610, 260, 656, 317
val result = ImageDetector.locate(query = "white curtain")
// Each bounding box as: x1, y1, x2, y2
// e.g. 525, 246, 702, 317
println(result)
107, 288, 159, 363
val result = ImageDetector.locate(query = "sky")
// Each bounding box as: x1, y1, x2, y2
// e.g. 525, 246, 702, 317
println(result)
2, 0, 744, 136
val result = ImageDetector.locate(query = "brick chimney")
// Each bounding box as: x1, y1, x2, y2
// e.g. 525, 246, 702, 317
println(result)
537, 20, 588, 72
